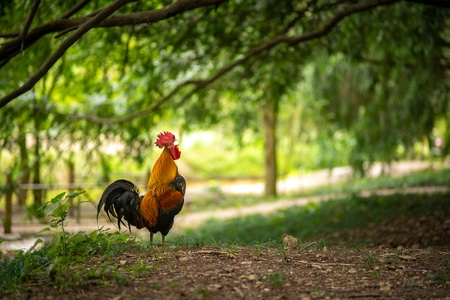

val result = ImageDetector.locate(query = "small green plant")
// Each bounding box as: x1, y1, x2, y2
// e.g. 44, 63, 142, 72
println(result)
278, 244, 287, 257
428, 269, 448, 285
0, 231, 142, 295
168, 278, 180, 289
267, 271, 286, 288
0, 189, 149, 296
253, 244, 262, 257
221, 245, 237, 255
113, 271, 130, 285
196, 286, 208, 298
37, 190, 86, 255
363, 253, 379, 270
312, 286, 326, 298
125, 260, 156, 277
352, 242, 364, 251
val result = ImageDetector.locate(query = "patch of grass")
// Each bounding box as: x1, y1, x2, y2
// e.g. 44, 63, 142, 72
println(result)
196, 286, 209, 298
252, 244, 262, 257
221, 245, 237, 255
0, 229, 143, 295
267, 271, 286, 288
173, 235, 205, 248
312, 286, 326, 298
125, 259, 157, 277
363, 253, 379, 270
178, 191, 450, 246
428, 269, 448, 285
168, 278, 179, 289
109, 267, 131, 286
0, 191, 145, 296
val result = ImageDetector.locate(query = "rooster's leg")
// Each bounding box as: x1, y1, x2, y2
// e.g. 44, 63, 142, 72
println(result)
161, 235, 165, 248
150, 232, 154, 247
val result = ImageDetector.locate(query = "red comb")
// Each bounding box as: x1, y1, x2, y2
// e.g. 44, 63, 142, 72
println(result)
155, 131, 176, 148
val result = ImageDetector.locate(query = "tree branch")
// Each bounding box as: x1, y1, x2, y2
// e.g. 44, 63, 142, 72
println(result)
404, 0, 450, 8
0, 0, 134, 109
1, 0, 446, 112
19, 0, 41, 53
0, 0, 228, 108
284, 0, 399, 46
60, 0, 92, 19
0, 0, 228, 68
71, 0, 400, 124
178, 0, 401, 100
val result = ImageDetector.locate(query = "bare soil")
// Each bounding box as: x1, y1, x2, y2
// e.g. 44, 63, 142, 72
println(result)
13, 212, 450, 300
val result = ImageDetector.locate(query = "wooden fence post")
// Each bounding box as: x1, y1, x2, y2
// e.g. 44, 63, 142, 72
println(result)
67, 158, 81, 223
68, 159, 75, 218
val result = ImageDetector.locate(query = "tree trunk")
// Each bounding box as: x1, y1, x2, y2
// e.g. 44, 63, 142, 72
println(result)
262, 100, 278, 197
32, 120, 42, 210
67, 157, 78, 221
3, 171, 13, 234
17, 124, 30, 208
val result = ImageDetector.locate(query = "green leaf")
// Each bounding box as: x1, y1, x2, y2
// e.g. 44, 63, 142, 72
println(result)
35, 227, 51, 235
36, 205, 47, 218
90, 230, 98, 242
51, 192, 66, 204
51, 204, 69, 218
66, 190, 86, 198
45, 202, 60, 216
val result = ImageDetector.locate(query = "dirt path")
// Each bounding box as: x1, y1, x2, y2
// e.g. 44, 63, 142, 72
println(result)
186, 160, 443, 198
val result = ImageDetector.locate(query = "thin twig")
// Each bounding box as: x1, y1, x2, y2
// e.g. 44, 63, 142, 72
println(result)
60, 0, 92, 19
297, 260, 355, 266
299, 241, 317, 252
197, 250, 230, 256
54, 0, 93, 37
233, 287, 244, 298
19, 0, 41, 53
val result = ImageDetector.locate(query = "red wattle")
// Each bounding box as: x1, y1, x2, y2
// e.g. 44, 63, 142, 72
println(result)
169, 145, 181, 160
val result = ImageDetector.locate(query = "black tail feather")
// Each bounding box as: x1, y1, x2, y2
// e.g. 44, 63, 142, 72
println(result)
97, 179, 143, 231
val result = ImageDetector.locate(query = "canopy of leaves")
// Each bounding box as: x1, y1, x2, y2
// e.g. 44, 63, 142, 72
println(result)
0, 0, 449, 179
311, 3, 450, 173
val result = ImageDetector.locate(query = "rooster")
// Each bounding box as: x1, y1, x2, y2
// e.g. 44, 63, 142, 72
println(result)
97, 131, 185, 247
